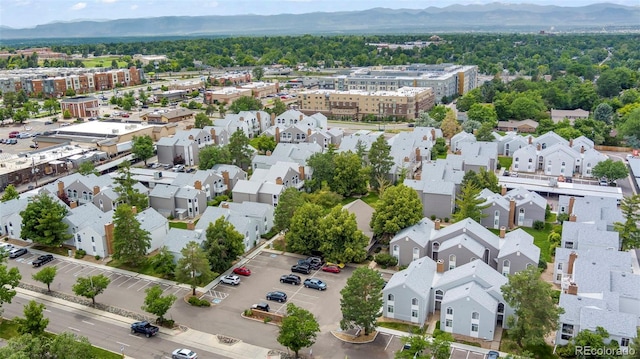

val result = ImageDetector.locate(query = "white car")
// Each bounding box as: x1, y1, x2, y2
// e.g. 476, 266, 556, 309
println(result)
172, 348, 197, 359
220, 275, 240, 285
0, 243, 15, 255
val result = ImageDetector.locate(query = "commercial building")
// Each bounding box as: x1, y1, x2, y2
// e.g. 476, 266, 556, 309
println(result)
60, 96, 100, 118
297, 87, 435, 120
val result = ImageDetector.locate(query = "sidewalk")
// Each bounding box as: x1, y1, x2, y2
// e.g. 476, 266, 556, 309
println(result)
15, 286, 273, 359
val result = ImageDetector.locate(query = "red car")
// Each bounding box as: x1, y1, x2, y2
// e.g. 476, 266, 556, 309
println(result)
233, 266, 251, 276
321, 265, 341, 273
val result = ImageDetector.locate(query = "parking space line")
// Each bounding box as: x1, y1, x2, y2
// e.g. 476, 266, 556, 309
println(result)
127, 279, 144, 289
65, 265, 80, 274
383, 333, 394, 350
118, 276, 134, 287
136, 280, 152, 292
85, 268, 102, 275
55, 262, 74, 270
289, 298, 315, 305
171, 287, 184, 296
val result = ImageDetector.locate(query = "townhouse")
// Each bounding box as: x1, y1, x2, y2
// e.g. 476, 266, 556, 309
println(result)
478, 187, 547, 229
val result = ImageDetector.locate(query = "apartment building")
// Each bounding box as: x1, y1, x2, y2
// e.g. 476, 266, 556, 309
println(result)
60, 96, 100, 118
297, 86, 435, 120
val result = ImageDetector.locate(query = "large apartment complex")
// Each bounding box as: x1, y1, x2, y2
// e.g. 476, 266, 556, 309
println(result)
297, 86, 435, 120
0, 66, 144, 97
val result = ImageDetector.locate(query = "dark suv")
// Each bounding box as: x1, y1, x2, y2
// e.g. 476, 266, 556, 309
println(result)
280, 274, 301, 285
297, 256, 323, 270
291, 264, 311, 274
266, 291, 287, 303
251, 302, 270, 312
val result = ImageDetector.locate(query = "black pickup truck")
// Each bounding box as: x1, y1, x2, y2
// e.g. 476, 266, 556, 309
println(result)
32, 254, 54, 267
130, 321, 159, 338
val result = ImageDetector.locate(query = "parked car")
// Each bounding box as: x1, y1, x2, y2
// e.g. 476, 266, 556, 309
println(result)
32, 254, 54, 267
9, 131, 19, 138
321, 265, 341, 273
220, 275, 240, 285
325, 261, 345, 269
122, 113, 130, 118
280, 274, 301, 285
172, 165, 185, 172
44, 121, 53, 125
233, 266, 252, 276
291, 264, 311, 274
60, 123, 70, 127
172, 348, 197, 359
599, 178, 609, 186
130, 321, 159, 338
30, 144, 39, 149
163, 163, 173, 169
503, 171, 510, 177
0, 243, 15, 254
9, 247, 27, 258
304, 278, 327, 290
266, 291, 287, 302
251, 302, 270, 312
487, 351, 500, 359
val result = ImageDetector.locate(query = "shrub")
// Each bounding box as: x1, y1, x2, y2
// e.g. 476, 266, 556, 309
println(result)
550, 290, 561, 305
557, 213, 569, 223
94, 255, 101, 260
444, 217, 449, 223
263, 317, 272, 324
538, 259, 547, 270
374, 253, 398, 268
430, 215, 436, 220
497, 163, 502, 169
244, 309, 253, 316
533, 220, 545, 230
74, 249, 86, 259
188, 296, 211, 307
374, 246, 382, 253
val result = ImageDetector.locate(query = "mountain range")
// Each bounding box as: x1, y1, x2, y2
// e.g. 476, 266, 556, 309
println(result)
1, 3, 638, 40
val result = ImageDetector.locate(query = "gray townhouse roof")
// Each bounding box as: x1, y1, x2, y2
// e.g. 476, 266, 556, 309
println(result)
450, 131, 476, 150
390, 218, 436, 249
499, 229, 540, 261
260, 182, 283, 195
561, 222, 620, 250
610, 271, 640, 300
41, 172, 113, 195
388, 132, 434, 174
441, 282, 498, 313
194, 205, 256, 237
250, 161, 299, 183
342, 199, 375, 241
573, 249, 633, 293
175, 187, 203, 200
504, 187, 547, 209
580, 306, 638, 339
458, 141, 498, 162
211, 164, 246, 178
327, 127, 344, 137
478, 189, 510, 210
173, 129, 206, 141
66, 204, 112, 234
384, 257, 437, 296
571, 136, 594, 151
137, 207, 168, 232
0, 194, 37, 218
512, 144, 537, 159
133, 182, 150, 194
171, 170, 221, 188
420, 160, 465, 184
271, 142, 323, 162
156, 136, 178, 146
534, 131, 568, 147
163, 227, 205, 254
433, 218, 500, 251
149, 184, 180, 199
223, 201, 273, 219
559, 195, 624, 228
436, 259, 507, 290
438, 234, 485, 257
338, 131, 384, 152
558, 294, 612, 326
232, 180, 261, 195
409, 180, 456, 196
539, 143, 580, 160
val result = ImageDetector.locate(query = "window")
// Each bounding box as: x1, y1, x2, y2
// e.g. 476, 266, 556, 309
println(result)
515, 157, 519, 162
412, 247, 419, 260
503, 259, 510, 268
446, 307, 453, 315
387, 305, 394, 313
472, 312, 479, 320
435, 290, 443, 300
556, 274, 562, 281
411, 298, 418, 306
411, 310, 418, 318
91, 236, 95, 243
471, 323, 479, 332
449, 254, 456, 270
445, 319, 452, 327
388, 294, 394, 301
621, 338, 630, 347
76, 234, 81, 243
557, 262, 563, 270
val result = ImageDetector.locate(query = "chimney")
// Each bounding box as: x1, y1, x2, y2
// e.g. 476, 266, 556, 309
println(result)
276, 177, 283, 185
307, 128, 312, 137
266, 150, 272, 156
131, 206, 137, 214
580, 146, 585, 154
221, 202, 229, 209
270, 112, 276, 126
435, 218, 441, 230
508, 198, 516, 229
568, 252, 578, 275
528, 136, 532, 145
222, 171, 230, 188
194, 180, 202, 190
298, 166, 305, 180
275, 127, 280, 143
210, 128, 217, 144
93, 185, 100, 195
455, 149, 461, 155
239, 116, 244, 122
569, 138, 573, 147
104, 222, 115, 255
256, 112, 262, 129
501, 185, 507, 196
70, 201, 78, 209
404, 156, 410, 162
299, 114, 304, 121
187, 221, 195, 230
536, 143, 541, 151
569, 214, 577, 222
431, 128, 436, 140
188, 135, 194, 140
57, 181, 65, 197
568, 196, 575, 216
567, 283, 578, 295
436, 259, 445, 273
500, 226, 506, 239
415, 147, 421, 159
414, 173, 421, 180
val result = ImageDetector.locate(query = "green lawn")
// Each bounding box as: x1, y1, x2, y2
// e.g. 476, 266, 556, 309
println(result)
80, 57, 128, 68
107, 257, 167, 279
340, 192, 380, 207
377, 320, 426, 335
0, 319, 20, 339
521, 227, 552, 262
169, 222, 188, 229
498, 156, 513, 171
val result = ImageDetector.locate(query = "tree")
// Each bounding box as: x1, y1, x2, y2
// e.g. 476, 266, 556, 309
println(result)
277, 303, 320, 359
440, 110, 461, 139
331, 151, 369, 197
175, 241, 214, 296
614, 195, 640, 251
205, 104, 217, 117
0, 258, 21, 312
1, 184, 19, 202
20, 193, 72, 247
198, 145, 231, 170
340, 267, 385, 336
371, 184, 423, 240
320, 206, 368, 264
149, 246, 176, 279
368, 135, 393, 189
160, 97, 169, 107
620, 108, 640, 143
218, 102, 227, 117
194, 112, 212, 129
16, 300, 49, 336
43, 98, 60, 115
202, 217, 245, 274
267, 98, 287, 116
252, 67, 265, 81
228, 130, 253, 170
65, 88, 76, 97
453, 182, 488, 223
249, 134, 276, 154
32, 266, 57, 292
142, 285, 177, 324
592, 159, 629, 184
286, 202, 324, 254
0, 333, 49, 358
72, 274, 111, 306
462, 119, 482, 134
12, 109, 28, 124
467, 103, 498, 124
593, 103, 614, 124
274, 187, 306, 232
475, 122, 496, 142
132, 135, 154, 166
396, 335, 429, 359
77, 161, 98, 176
229, 96, 263, 113
113, 161, 149, 210
306, 146, 336, 192
48, 332, 94, 358
429, 105, 449, 123
427, 334, 453, 359
501, 266, 564, 348
112, 204, 151, 267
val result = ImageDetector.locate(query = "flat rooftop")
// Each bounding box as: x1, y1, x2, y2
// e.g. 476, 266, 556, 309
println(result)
54, 121, 155, 138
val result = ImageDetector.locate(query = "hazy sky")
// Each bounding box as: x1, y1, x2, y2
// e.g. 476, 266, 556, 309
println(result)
1, 0, 637, 29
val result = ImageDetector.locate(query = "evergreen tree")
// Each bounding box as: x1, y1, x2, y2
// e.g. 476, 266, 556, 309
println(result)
340, 267, 385, 336
113, 161, 149, 210
614, 194, 640, 251
112, 204, 151, 267
368, 135, 393, 189
453, 182, 488, 223
175, 241, 214, 296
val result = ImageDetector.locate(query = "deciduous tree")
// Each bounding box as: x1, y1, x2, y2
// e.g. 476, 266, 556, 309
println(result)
371, 184, 423, 240
48, 332, 94, 358
142, 285, 177, 324
320, 206, 368, 264
331, 151, 369, 197
198, 146, 231, 170
149, 246, 176, 279
249, 134, 276, 154
501, 266, 564, 349
273, 187, 306, 232
228, 130, 253, 170
440, 111, 461, 139
277, 303, 320, 359
112, 204, 151, 267
175, 241, 214, 296
306, 146, 336, 192
77, 161, 98, 176
194, 112, 212, 128
72, 274, 111, 306
1, 184, 19, 202
20, 193, 71, 247
467, 103, 498, 124
592, 159, 629, 184
286, 203, 324, 255
252, 67, 265, 81
132, 135, 154, 166
16, 300, 49, 336
267, 98, 287, 116
229, 96, 263, 113
340, 267, 385, 336
202, 217, 245, 274
32, 266, 57, 292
